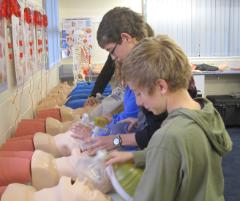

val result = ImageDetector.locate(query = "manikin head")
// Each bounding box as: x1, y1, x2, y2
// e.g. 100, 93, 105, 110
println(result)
73, 150, 112, 193
97, 7, 148, 63
45, 117, 73, 135
31, 149, 112, 193
1, 176, 111, 201
121, 35, 192, 115
35, 176, 111, 201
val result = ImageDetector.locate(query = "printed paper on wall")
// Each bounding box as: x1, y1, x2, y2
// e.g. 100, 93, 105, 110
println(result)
61, 18, 93, 59
0, 6, 8, 93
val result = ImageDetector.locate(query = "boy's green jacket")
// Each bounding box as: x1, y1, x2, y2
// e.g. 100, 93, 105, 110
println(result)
132, 98, 232, 201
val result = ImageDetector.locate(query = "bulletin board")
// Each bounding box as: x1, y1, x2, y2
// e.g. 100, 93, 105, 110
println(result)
61, 18, 93, 59
0, 5, 8, 93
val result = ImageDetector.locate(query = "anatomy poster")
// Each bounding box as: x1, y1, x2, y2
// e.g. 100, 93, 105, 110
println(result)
61, 18, 93, 59
42, 28, 48, 69
11, 0, 42, 85
12, 15, 27, 85
35, 25, 45, 71
23, 13, 36, 74
0, 13, 7, 93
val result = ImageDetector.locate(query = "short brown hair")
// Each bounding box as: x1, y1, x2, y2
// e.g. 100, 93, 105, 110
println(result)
121, 35, 192, 93
97, 7, 148, 48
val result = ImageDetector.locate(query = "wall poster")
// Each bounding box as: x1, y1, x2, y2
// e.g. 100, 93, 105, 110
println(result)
0, 4, 8, 93
11, 0, 45, 85
62, 18, 93, 81
61, 18, 93, 59
23, 5, 37, 74
12, 14, 27, 85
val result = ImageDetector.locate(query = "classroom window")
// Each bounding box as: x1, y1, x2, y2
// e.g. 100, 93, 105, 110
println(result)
45, 0, 60, 68
145, 0, 240, 57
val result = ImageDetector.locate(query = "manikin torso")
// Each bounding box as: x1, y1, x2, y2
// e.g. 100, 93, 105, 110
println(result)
45, 117, 74, 135
31, 149, 112, 193
33, 130, 84, 157
1, 176, 111, 201
34, 120, 92, 157
60, 106, 91, 122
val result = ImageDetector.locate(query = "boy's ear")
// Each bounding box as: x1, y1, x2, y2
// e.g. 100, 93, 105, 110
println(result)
156, 79, 168, 95
120, 33, 133, 42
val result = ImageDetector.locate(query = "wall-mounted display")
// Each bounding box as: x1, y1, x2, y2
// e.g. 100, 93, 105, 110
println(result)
0, 1, 8, 93
34, 10, 45, 71
12, 14, 27, 85
23, 6, 37, 74
11, 0, 47, 85
61, 18, 93, 59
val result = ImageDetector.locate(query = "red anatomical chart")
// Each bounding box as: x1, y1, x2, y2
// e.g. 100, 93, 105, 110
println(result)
0, 0, 7, 92
62, 18, 93, 81
23, 5, 36, 74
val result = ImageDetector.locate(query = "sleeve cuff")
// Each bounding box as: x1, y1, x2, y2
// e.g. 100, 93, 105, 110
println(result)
133, 150, 146, 168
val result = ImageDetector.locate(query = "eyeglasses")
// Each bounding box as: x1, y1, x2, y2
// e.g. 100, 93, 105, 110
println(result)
110, 44, 118, 56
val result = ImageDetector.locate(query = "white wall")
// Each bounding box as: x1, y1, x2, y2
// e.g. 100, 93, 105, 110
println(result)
59, 0, 142, 64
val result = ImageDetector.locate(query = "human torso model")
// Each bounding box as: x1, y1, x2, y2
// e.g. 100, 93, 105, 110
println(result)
45, 117, 74, 135
33, 121, 91, 157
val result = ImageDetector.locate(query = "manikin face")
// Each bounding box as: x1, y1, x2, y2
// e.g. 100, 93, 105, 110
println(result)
56, 149, 112, 194
1, 177, 109, 201
129, 81, 167, 115
31, 176, 110, 201
58, 176, 110, 201
104, 33, 137, 63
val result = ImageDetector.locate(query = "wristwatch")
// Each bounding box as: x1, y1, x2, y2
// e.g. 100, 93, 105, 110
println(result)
113, 135, 122, 147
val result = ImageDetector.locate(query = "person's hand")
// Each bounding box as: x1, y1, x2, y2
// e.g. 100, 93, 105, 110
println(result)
70, 122, 92, 140
103, 113, 112, 122
218, 64, 228, 71
120, 117, 138, 131
105, 150, 134, 166
82, 136, 115, 155
84, 96, 98, 107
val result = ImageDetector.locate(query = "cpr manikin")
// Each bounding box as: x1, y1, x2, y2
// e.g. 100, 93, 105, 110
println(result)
1, 117, 91, 154
34, 115, 92, 157
45, 117, 74, 135
37, 102, 91, 123
31, 149, 111, 193
58, 106, 91, 122
36, 82, 74, 111
43, 106, 91, 134
0, 149, 112, 194
13, 116, 76, 138
1, 176, 112, 201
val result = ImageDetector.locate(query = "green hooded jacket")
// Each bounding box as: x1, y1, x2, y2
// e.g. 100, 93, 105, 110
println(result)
133, 98, 232, 201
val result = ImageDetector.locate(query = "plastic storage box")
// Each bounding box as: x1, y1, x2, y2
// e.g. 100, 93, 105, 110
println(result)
207, 95, 240, 127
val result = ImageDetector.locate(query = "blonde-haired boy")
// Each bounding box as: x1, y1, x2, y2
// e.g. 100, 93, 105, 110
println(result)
106, 35, 232, 201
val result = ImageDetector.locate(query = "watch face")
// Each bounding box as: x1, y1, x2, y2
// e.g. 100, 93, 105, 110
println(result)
114, 137, 120, 145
